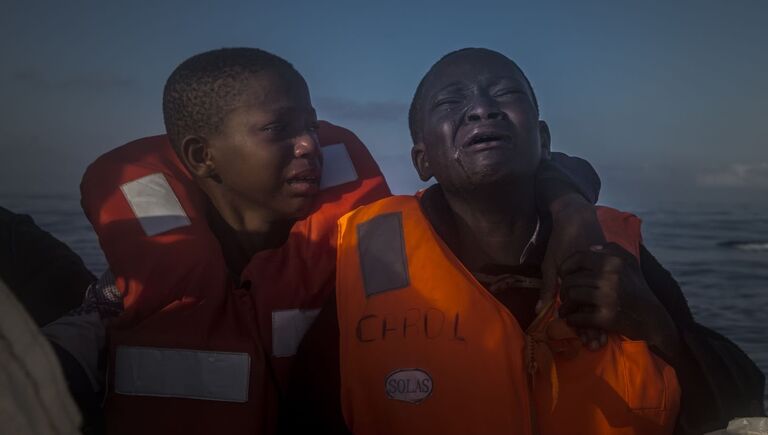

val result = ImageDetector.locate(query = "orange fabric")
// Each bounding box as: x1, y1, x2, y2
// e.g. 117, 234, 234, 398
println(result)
336, 196, 680, 435
80, 121, 390, 435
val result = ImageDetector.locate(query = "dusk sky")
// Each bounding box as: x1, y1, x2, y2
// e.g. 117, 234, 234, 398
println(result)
2, 0, 767, 208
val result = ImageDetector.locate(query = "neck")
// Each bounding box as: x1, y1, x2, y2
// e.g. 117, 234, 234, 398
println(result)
202, 184, 294, 275
439, 179, 538, 269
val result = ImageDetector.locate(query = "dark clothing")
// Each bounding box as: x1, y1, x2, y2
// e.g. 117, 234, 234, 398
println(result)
538, 153, 601, 205
639, 249, 767, 432
285, 189, 765, 434
50, 340, 106, 435
0, 206, 94, 326
0, 206, 102, 433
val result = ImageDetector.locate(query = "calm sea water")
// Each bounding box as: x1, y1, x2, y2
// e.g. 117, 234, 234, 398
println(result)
1, 194, 766, 407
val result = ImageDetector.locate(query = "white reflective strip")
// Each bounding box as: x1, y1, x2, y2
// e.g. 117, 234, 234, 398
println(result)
271, 308, 321, 358
114, 346, 250, 402
120, 173, 191, 237
320, 143, 358, 189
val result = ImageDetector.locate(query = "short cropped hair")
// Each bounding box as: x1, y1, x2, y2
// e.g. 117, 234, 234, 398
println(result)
162, 47, 297, 151
408, 48, 540, 144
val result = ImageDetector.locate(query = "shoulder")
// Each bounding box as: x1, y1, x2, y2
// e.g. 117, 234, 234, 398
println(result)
596, 206, 643, 259
339, 195, 418, 224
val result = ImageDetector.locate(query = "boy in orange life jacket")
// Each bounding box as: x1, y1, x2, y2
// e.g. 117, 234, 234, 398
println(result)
74, 47, 610, 435
289, 48, 765, 435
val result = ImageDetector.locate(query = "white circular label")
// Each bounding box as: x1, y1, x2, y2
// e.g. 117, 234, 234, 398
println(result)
384, 368, 433, 404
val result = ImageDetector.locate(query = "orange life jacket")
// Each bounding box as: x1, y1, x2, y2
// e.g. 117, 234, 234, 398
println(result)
80, 121, 390, 435
336, 195, 681, 435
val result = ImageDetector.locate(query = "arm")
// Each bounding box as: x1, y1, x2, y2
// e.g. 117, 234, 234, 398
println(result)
639, 246, 766, 434
535, 153, 607, 315
0, 206, 95, 326
536, 152, 601, 208
282, 293, 350, 435
42, 271, 122, 435
559, 242, 765, 434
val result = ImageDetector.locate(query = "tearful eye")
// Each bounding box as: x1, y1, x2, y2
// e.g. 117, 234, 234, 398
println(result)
493, 89, 523, 98
261, 124, 286, 133
434, 98, 461, 109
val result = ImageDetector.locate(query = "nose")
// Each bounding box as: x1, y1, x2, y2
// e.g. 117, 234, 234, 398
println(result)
293, 130, 321, 160
466, 94, 505, 122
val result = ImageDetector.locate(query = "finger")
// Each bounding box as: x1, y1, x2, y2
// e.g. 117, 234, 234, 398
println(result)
560, 286, 599, 306
562, 249, 628, 281
558, 292, 598, 319
559, 275, 599, 293
596, 242, 633, 258
583, 328, 605, 351
575, 327, 598, 345
578, 331, 588, 345
559, 301, 593, 319
558, 249, 607, 278
592, 242, 640, 268
558, 250, 590, 277
563, 309, 609, 330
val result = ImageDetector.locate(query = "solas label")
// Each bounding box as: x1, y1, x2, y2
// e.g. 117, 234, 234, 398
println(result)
385, 368, 433, 404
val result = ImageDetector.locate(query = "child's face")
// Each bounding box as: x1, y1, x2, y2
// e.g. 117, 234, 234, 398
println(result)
207, 70, 322, 222
414, 50, 546, 192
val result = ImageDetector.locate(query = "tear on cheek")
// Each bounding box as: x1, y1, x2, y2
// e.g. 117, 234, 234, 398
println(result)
453, 150, 471, 179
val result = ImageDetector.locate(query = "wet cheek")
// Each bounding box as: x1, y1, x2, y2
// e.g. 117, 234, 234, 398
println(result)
435, 119, 460, 154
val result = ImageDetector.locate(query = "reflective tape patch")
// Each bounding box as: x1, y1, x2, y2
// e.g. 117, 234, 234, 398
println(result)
271, 308, 321, 358
114, 346, 250, 402
356, 212, 410, 297
120, 173, 191, 237
320, 143, 358, 189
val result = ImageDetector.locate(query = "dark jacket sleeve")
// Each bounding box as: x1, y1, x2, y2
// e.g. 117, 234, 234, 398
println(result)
0, 206, 94, 326
640, 245, 766, 434
282, 293, 350, 435
537, 152, 601, 205
49, 340, 106, 435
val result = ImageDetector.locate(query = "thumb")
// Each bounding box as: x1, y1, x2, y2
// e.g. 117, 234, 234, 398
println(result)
537, 263, 558, 314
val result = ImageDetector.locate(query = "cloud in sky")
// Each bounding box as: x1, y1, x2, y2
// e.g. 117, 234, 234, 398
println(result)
696, 163, 768, 189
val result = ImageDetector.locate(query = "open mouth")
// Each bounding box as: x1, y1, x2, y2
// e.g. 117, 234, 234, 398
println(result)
285, 167, 321, 196
286, 175, 320, 185
465, 132, 513, 148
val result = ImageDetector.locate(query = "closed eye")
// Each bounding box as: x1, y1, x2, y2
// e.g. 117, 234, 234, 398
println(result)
493, 89, 525, 98
261, 124, 286, 132
433, 98, 461, 109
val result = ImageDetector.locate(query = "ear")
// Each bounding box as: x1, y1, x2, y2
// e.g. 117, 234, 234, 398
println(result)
179, 135, 218, 180
411, 142, 433, 182
538, 120, 551, 160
